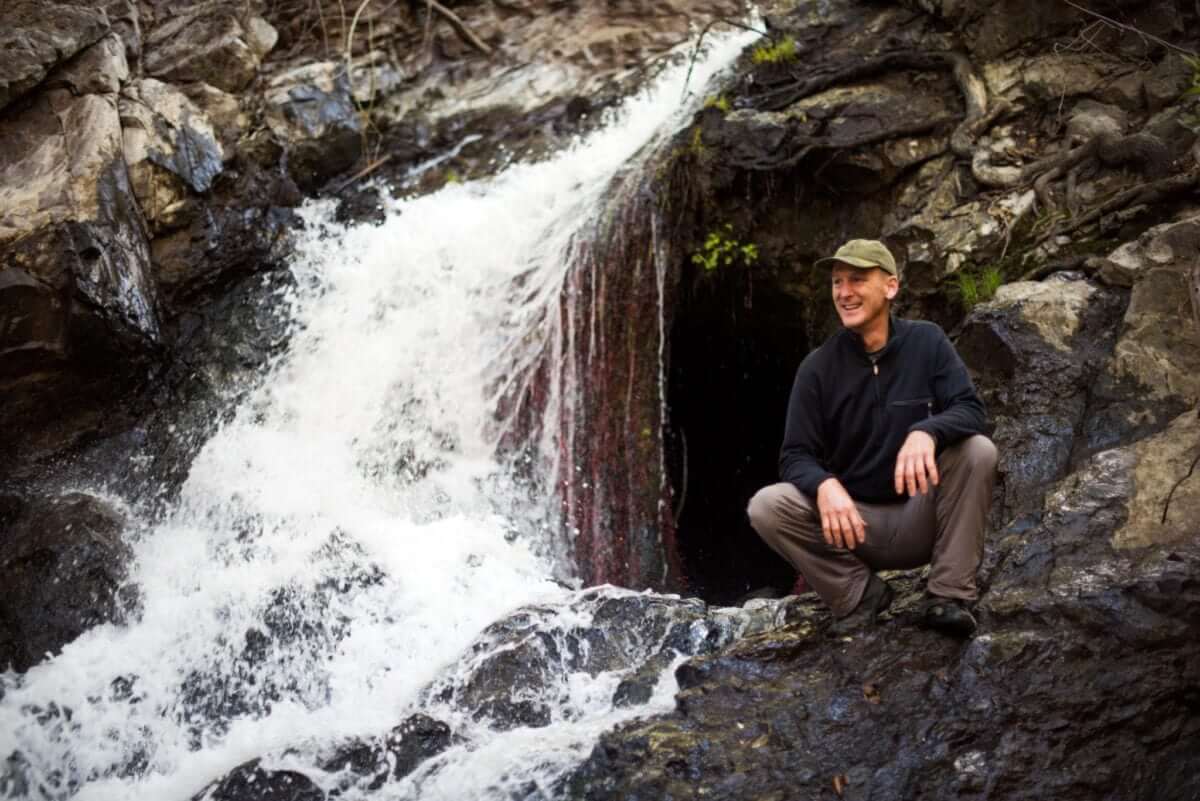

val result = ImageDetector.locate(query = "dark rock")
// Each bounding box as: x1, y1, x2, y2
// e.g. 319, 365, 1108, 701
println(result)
190, 760, 323, 801
0, 1, 110, 112
0, 85, 161, 461
321, 714, 454, 789
263, 61, 363, 192
143, 1, 276, 93
955, 275, 1127, 520
0, 492, 136, 673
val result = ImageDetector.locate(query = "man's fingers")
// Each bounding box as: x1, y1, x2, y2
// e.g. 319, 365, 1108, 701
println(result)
915, 460, 929, 495
894, 464, 904, 496
926, 451, 940, 487
905, 460, 917, 497
852, 512, 867, 545
821, 513, 833, 546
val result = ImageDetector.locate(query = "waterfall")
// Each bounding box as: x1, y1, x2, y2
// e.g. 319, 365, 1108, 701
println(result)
0, 25, 759, 801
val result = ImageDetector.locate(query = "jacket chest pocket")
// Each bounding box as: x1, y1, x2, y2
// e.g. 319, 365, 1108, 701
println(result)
890, 397, 933, 427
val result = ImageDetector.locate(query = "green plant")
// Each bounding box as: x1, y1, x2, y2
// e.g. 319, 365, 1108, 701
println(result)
692, 224, 759, 272
703, 94, 732, 113
751, 36, 798, 65
979, 264, 1004, 299
955, 264, 1005, 309
1184, 54, 1200, 98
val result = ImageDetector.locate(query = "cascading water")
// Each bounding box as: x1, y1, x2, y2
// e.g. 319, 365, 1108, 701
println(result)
1, 25, 760, 801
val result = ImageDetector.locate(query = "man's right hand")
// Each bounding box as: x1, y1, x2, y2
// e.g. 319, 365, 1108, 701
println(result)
816, 477, 867, 550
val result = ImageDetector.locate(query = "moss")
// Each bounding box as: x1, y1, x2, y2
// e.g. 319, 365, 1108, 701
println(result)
703, 94, 732, 114
751, 36, 798, 65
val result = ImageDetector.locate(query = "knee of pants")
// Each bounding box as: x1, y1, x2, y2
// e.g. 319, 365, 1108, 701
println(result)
746, 486, 778, 533
747, 483, 814, 534
962, 434, 999, 473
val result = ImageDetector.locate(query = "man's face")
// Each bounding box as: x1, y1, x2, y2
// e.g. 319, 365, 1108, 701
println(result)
830, 263, 898, 333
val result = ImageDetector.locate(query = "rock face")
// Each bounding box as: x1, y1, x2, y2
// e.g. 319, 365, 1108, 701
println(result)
0, 2, 110, 112
0, 492, 136, 673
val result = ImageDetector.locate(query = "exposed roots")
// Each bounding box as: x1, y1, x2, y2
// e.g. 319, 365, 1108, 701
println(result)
1035, 169, 1200, 246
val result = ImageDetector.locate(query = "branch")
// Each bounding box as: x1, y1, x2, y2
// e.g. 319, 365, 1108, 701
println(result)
1059, 0, 1198, 57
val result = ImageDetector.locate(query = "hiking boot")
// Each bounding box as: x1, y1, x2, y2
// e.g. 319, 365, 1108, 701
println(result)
921, 595, 978, 638
830, 574, 893, 633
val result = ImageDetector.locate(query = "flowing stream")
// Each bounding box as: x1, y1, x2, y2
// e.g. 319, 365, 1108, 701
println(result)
1, 26, 759, 801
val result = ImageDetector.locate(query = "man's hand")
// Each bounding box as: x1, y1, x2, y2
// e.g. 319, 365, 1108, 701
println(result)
816, 477, 866, 550
894, 430, 939, 497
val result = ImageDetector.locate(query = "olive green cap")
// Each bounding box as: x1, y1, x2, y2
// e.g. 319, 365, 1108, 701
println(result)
815, 239, 898, 276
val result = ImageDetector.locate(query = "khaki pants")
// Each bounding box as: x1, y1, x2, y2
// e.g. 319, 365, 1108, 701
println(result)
747, 435, 998, 617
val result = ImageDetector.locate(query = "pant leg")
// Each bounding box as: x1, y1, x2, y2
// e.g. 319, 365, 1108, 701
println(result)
748, 435, 996, 613
747, 483, 905, 617
925, 434, 998, 600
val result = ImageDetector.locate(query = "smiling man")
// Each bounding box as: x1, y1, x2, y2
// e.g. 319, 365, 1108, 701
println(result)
747, 239, 997, 637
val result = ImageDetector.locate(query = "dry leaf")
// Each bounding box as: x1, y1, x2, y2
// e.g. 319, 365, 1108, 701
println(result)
862, 682, 881, 705
832, 773, 848, 797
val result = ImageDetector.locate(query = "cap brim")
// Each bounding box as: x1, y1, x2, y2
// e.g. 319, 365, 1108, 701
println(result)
814, 256, 881, 269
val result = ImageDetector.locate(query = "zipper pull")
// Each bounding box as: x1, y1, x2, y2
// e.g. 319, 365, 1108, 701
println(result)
873, 364, 879, 376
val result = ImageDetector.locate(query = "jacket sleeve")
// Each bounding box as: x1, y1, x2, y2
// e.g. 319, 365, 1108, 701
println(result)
779, 361, 835, 497
909, 329, 987, 447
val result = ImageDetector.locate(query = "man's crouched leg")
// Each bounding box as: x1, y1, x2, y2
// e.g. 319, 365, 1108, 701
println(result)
747, 483, 876, 618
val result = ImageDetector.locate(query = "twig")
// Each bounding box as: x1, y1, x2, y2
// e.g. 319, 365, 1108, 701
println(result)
1059, 0, 1198, 57
426, 0, 493, 56
332, 153, 393, 191
680, 17, 769, 103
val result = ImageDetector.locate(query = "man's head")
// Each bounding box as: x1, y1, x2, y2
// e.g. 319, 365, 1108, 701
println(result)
816, 239, 899, 336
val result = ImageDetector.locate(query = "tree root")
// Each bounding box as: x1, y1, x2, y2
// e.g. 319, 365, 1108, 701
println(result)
1036, 169, 1200, 246
426, 0, 493, 56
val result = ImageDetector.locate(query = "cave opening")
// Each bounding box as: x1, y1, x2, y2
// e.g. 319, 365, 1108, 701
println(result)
666, 262, 817, 605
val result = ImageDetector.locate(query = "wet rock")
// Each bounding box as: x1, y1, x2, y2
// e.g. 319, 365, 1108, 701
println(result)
956, 274, 1127, 519
0, 84, 160, 458
263, 61, 363, 191
320, 714, 454, 790
0, 492, 136, 673
143, 2, 276, 93
564, 537, 1200, 801
0, 1, 110, 112
119, 78, 225, 232
433, 590, 742, 732
190, 760, 323, 801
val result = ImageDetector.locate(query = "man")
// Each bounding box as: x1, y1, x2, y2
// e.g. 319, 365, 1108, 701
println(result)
747, 239, 997, 637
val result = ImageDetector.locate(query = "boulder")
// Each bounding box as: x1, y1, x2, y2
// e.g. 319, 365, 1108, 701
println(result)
955, 274, 1127, 520
119, 78, 225, 233
0, 1, 110, 112
44, 32, 129, 96
0, 492, 136, 673
1082, 215, 1200, 454
263, 61, 363, 191
0, 84, 161, 456
142, 1, 276, 93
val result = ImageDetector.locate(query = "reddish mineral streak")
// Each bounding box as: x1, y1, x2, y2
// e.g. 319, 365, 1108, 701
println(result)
496, 172, 687, 591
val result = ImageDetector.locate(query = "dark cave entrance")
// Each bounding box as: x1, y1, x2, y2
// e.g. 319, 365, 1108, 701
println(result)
666, 265, 816, 605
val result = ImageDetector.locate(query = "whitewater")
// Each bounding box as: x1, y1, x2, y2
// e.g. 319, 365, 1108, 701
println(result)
0, 25, 759, 801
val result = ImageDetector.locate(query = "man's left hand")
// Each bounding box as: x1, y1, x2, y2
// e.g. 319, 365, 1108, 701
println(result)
894, 430, 939, 497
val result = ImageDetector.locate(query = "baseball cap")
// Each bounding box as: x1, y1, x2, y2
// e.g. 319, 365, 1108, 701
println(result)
815, 239, 898, 276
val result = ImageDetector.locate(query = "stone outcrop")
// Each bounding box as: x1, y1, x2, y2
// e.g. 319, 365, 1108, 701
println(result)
0, 1, 111, 112
0, 491, 136, 673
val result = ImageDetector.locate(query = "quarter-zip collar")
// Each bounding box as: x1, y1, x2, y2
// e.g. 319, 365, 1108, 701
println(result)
843, 314, 905, 364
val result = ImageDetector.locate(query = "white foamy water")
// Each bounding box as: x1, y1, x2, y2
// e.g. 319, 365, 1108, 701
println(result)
0, 26, 759, 801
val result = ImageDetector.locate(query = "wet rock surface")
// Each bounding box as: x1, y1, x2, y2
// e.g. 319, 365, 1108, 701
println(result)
0, 492, 136, 673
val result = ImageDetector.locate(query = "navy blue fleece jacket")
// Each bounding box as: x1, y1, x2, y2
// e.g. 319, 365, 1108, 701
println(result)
779, 317, 987, 504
